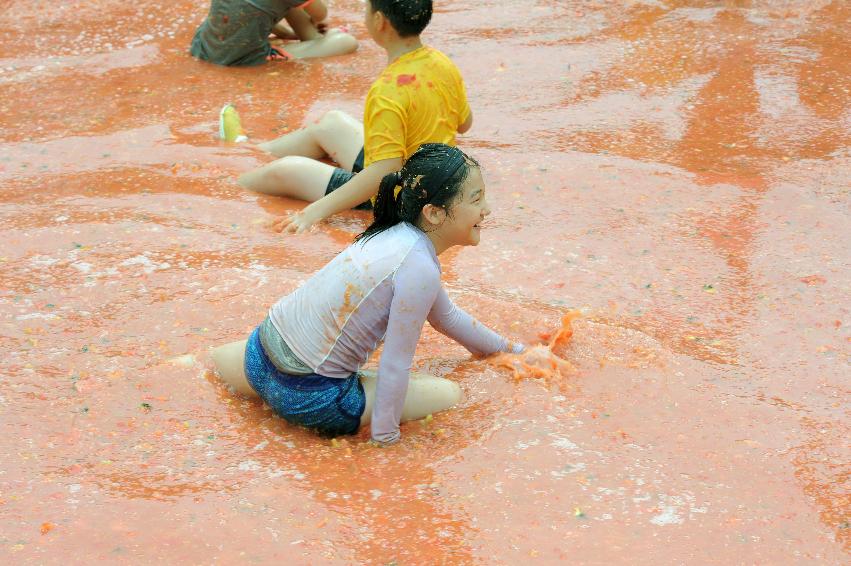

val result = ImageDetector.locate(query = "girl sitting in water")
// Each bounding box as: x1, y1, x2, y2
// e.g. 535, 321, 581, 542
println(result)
211, 143, 524, 445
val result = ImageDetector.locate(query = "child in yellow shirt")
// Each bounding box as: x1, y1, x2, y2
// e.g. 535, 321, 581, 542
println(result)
234, 0, 473, 230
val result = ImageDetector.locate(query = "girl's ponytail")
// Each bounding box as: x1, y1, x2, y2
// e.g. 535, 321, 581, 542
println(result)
373, 170, 403, 225
356, 171, 403, 243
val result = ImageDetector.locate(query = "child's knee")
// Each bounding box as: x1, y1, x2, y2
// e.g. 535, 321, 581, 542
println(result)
211, 340, 246, 379
331, 33, 358, 54
447, 380, 462, 405
210, 344, 229, 376
318, 110, 350, 131
434, 377, 462, 406
265, 156, 310, 184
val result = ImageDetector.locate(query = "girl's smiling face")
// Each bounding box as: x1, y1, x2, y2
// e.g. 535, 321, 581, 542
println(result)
422, 166, 490, 250
449, 166, 490, 246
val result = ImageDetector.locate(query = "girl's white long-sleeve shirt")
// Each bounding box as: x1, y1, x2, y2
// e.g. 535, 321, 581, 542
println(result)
268, 222, 519, 444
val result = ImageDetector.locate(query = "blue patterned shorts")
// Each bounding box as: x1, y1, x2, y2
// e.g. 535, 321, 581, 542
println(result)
243, 327, 365, 437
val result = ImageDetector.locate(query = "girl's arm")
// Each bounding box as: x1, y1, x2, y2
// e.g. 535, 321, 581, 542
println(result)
275, 158, 403, 234
370, 256, 441, 445
427, 287, 523, 355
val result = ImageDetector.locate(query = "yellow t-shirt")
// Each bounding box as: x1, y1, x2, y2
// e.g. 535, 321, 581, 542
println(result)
363, 46, 471, 167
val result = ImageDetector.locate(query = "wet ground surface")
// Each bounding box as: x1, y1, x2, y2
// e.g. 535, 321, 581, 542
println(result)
1, 0, 849, 563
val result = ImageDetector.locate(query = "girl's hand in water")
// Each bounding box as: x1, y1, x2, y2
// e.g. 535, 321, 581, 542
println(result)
494, 344, 575, 381
523, 344, 573, 371
520, 344, 554, 365
491, 312, 581, 382
271, 206, 324, 234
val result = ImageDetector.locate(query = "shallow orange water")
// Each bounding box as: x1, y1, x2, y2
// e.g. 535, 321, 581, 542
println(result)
1, 1, 849, 563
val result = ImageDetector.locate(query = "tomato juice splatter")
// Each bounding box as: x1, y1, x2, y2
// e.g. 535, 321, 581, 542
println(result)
1, 0, 848, 563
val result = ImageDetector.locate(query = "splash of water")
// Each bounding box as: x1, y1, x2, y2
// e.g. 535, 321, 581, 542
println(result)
490, 311, 581, 383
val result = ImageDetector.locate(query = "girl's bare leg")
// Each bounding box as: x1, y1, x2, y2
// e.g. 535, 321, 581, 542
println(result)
258, 110, 363, 167
237, 156, 336, 200
359, 372, 463, 427
283, 9, 321, 41
284, 32, 358, 60
271, 21, 298, 40
210, 340, 259, 398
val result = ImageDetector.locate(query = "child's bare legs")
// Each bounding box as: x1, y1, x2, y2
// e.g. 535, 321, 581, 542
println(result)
210, 345, 461, 430
282, 8, 321, 41
211, 340, 259, 398
284, 32, 358, 59
271, 21, 299, 40
238, 110, 362, 199
359, 371, 463, 427
273, 27, 346, 42
238, 157, 336, 200
258, 109, 363, 161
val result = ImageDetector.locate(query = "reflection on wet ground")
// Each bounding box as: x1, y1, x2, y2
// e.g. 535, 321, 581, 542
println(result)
1, 0, 848, 563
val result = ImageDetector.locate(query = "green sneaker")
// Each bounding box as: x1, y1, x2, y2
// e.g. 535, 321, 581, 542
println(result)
219, 103, 248, 142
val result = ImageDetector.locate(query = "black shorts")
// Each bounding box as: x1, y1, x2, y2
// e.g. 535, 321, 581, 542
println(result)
325, 148, 372, 210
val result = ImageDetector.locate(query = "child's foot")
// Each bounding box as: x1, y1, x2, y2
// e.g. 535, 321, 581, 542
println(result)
219, 103, 248, 143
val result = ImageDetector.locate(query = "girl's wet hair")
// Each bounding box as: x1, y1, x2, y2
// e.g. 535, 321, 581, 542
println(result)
368, 0, 433, 37
356, 143, 479, 243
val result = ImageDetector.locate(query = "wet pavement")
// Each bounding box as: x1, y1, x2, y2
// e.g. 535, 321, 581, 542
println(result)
1, 0, 849, 563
